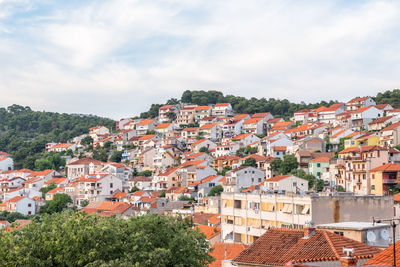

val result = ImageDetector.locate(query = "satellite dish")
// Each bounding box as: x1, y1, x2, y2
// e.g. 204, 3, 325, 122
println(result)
381, 229, 390, 241
367, 231, 376, 243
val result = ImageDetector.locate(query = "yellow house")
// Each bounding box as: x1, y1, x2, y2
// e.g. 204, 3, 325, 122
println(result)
344, 134, 380, 149
370, 163, 400, 196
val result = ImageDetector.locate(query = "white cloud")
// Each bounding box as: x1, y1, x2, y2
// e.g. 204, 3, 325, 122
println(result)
0, 0, 400, 119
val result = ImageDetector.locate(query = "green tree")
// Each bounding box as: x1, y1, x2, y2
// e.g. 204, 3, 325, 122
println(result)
137, 170, 152, 177
81, 136, 94, 148
158, 190, 166, 198
208, 185, 224, 196
39, 194, 73, 214
242, 158, 257, 167
199, 146, 209, 153
40, 182, 57, 198
0, 211, 214, 266
110, 151, 123, 163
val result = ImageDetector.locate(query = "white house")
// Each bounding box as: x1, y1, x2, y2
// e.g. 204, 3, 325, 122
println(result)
263, 175, 308, 193
212, 103, 234, 117
222, 119, 243, 138
0, 196, 36, 215
231, 133, 260, 148
351, 106, 383, 129
224, 166, 265, 192
0, 157, 13, 172
242, 118, 264, 135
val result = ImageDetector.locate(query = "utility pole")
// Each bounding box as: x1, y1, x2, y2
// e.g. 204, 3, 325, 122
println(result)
373, 217, 398, 267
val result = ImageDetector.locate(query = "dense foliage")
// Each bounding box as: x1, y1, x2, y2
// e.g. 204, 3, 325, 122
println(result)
0, 211, 213, 267
208, 185, 224, 196
0, 211, 30, 223
0, 105, 114, 169
374, 89, 400, 108
270, 155, 299, 175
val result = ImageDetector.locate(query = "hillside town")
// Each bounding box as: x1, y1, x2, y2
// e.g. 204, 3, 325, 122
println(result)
3, 96, 400, 266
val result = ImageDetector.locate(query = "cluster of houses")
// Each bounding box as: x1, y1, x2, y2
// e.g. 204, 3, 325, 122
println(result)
3, 96, 400, 266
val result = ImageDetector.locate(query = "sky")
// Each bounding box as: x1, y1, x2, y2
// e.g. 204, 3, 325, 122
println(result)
0, 0, 400, 119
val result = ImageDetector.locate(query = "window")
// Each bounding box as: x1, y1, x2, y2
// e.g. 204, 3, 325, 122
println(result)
28, 203, 32, 207
317, 163, 321, 168
371, 185, 375, 190
234, 200, 242, 209
110, 183, 113, 188
28, 211, 32, 215
334, 231, 344, 236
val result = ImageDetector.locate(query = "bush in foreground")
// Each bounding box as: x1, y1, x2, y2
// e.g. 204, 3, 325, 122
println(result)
0, 211, 214, 267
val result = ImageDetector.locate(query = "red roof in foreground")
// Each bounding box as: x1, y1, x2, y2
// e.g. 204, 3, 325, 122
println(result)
209, 242, 248, 267
364, 240, 400, 266
369, 162, 400, 172
195, 225, 220, 240
233, 228, 380, 266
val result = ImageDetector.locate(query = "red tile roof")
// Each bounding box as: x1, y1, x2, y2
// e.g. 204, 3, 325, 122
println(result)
370, 162, 400, 172
215, 103, 230, 107
155, 123, 172, 129
364, 240, 400, 266
195, 225, 220, 239
210, 243, 248, 267
265, 175, 291, 182
200, 123, 216, 129
69, 158, 102, 165
243, 118, 262, 125
234, 228, 380, 266
195, 106, 212, 110
382, 121, 400, 131
137, 119, 154, 125
309, 157, 330, 163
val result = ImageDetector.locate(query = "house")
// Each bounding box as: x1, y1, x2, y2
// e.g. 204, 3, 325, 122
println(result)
158, 105, 179, 123
308, 157, 330, 178
222, 119, 243, 138
0, 176, 26, 194
318, 103, 346, 125
47, 143, 76, 152
380, 121, 400, 147
75, 174, 123, 206
165, 187, 193, 201
263, 174, 308, 192
45, 187, 65, 201
155, 123, 174, 136
179, 160, 217, 186
0, 157, 13, 172
350, 106, 383, 129
242, 118, 263, 135
209, 242, 248, 267
66, 158, 103, 179
199, 123, 220, 141
153, 166, 180, 190
215, 143, 240, 157
89, 126, 110, 136
231, 133, 260, 148
26, 169, 58, 182
191, 139, 217, 153
212, 103, 233, 117
136, 119, 157, 136
116, 118, 132, 130
194, 106, 212, 121
195, 224, 221, 246
181, 127, 199, 140
346, 96, 376, 111
368, 115, 398, 131
128, 176, 152, 191
190, 174, 222, 199
232, 228, 380, 266
82, 201, 133, 218
212, 156, 241, 172
0, 196, 36, 215
176, 105, 198, 125
369, 163, 400, 196
224, 166, 264, 192
298, 136, 326, 152
271, 146, 287, 159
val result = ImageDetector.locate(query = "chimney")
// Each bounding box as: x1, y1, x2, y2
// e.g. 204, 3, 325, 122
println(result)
303, 221, 316, 239
340, 247, 357, 267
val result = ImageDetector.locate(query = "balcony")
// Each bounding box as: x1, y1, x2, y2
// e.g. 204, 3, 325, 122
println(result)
383, 179, 397, 184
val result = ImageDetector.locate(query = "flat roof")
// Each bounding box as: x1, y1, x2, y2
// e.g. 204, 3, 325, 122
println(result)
317, 222, 390, 231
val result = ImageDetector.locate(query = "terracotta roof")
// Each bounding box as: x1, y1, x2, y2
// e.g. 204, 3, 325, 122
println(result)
158, 166, 179, 176
347, 96, 370, 103
243, 118, 262, 125
370, 163, 400, 172
265, 175, 291, 182
208, 213, 221, 225
382, 121, 400, 131
195, 224, 220, 239
191, 139, 208, 146
182, 127, 199, 132
369, 116, 394, 125
137, 119, 154, 125
352, 106, 373, 113
139, 134, 157, 141
215, 103, 230, 107
68, 158, 102, 165
309, 157, 330, 163
49, 143, 74, 149
272, 146, 287, 151
200, 123, 216, 129
47, 187, 65, 194
192, 212, 215, 225
210, 242, 248, 267
233, 114, 250, 119
6, 196, 25, 203
27, 169, 54, 177
45, 178, 67, 185
155, 123, 172, 129
251, 112, 271, 118
331, 129, 346, 138
131, 176, 152, 182
364, 240, 400, 266
195, 106, 211, 111
339, 145, 387, 154
232, 133, 251, 140
159, 105, 173, 110
234, 228, 380, 266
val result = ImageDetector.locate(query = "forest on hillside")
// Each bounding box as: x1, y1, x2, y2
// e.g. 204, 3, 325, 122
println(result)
0, 104, 115, 169
140, 89, 400, 120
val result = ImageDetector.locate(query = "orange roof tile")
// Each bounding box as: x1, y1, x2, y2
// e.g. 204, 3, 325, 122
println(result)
265, 175, 291, 182
139, 134, 157, 141
210, 242, 248, 267
370, 163, 400, 172
243, 118, 262, 124
364, 240, 400, 266
155, 123, 172, 129
137, 119, 154, 125
195, 106, 212, 111
234, 228, 380, 266
215, 103, 230, 107
200, 123, 216, 129
309, 157, 330, 163
195, 224, 221, 239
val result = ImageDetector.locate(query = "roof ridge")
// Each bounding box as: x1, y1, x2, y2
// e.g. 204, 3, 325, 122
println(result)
323, 230, 341, 260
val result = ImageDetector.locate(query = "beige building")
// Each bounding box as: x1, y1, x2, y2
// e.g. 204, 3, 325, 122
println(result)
221, 192, 393, 244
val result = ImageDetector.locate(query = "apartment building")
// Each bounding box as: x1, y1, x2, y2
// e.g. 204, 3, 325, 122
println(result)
220, 192, 393, 244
